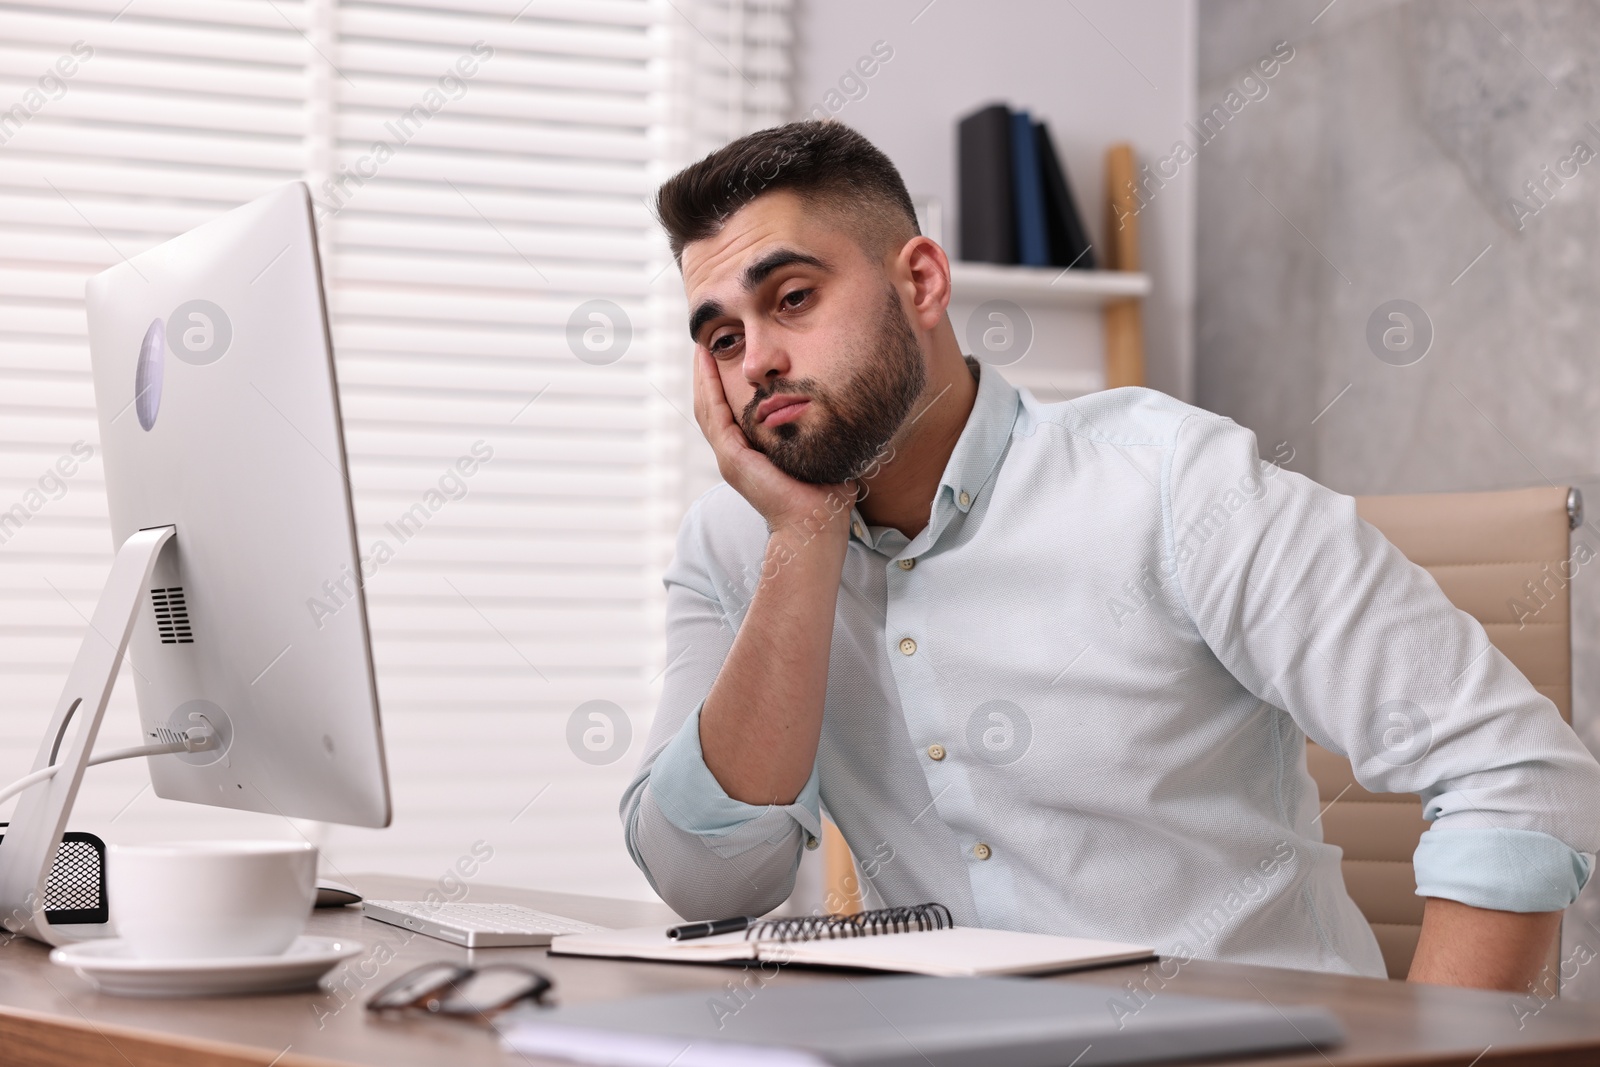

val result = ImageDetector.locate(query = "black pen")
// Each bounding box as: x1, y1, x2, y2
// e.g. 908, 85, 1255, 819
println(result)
667, 916, 756, 941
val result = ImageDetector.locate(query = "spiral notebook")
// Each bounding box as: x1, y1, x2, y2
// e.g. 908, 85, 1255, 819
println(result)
548, 903, 1155, 977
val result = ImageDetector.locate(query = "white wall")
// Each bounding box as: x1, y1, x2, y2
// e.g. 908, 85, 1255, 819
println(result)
790, 0, 1197, 400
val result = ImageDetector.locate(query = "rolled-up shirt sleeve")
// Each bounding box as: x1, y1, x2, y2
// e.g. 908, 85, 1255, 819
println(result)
620, 486, 822, 920
1166, 410, 1600, 913
648, 699, 822, 840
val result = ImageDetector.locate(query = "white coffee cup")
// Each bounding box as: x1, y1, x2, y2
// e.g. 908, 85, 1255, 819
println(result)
109, 840, 317, 960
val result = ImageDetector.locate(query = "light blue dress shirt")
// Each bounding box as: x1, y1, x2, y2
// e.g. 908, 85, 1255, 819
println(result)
622, 358, 1600, 976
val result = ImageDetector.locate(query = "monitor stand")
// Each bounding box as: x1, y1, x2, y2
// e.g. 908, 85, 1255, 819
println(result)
0, 525, 175, 946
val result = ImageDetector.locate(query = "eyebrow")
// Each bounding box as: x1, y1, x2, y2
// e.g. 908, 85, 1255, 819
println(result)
742, 248, 828, 289
688, 299, 724, 342
686, 247, 831, 341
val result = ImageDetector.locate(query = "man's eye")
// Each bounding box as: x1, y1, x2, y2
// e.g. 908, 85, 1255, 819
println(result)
710, 332, 741, 354
780, 288, 811, 310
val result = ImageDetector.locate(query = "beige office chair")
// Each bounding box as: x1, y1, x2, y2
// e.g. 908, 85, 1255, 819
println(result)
1319, 485, 1580, 979
823, 485, 1582, 980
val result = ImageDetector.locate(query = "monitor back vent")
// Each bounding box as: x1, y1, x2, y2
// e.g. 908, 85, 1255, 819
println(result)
151, 587, 193, 644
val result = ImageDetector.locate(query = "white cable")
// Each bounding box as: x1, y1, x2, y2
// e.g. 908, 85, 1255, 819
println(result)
87, 741, 188, 767
0, 767, 59, 809
0, 728, 215, 809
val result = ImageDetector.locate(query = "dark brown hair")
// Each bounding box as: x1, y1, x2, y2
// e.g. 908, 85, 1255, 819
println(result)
655, 120, 919, 263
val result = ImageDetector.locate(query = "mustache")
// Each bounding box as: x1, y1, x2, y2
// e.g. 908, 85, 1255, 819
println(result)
742, 379, 822, 427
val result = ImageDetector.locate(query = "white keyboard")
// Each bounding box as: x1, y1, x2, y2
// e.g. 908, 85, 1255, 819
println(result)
363, 900, 610, 948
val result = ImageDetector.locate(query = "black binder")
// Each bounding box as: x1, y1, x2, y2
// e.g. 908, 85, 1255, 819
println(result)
1035, 120, 1096, 270
957, 103, 1017, 263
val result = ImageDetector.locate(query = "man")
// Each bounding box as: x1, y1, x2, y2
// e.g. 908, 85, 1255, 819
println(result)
620, 120, 1600, 990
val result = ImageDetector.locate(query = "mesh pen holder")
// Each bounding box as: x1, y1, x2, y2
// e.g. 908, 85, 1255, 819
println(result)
0, 826, 109, 926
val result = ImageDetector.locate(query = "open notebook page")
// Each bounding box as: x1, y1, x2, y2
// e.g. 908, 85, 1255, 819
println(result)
772, 926, 1153, 977
550, 924, 1153, 977
549, 925, 762, 963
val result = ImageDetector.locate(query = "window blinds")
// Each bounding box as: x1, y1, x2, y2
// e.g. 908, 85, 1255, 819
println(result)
0, 1, 324, 865
0, 0, 791, 899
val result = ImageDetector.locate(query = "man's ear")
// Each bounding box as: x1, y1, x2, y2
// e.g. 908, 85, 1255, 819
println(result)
896, 235, 951, 332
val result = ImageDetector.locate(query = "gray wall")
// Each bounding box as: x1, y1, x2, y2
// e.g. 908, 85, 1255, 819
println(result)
1197, 0, 1600, 996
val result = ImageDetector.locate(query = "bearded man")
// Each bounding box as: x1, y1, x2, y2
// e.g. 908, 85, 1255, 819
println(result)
620, 120, 1600, 991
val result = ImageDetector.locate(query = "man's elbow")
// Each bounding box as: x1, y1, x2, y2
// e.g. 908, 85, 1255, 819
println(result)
623, 796, 798, 920
651, 866, 794, 923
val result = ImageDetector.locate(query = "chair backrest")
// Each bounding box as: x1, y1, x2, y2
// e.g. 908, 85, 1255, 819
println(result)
1315, 486, 1578, 979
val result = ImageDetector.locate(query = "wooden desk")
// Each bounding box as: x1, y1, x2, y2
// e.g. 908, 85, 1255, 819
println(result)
0, 873, 1597, 1066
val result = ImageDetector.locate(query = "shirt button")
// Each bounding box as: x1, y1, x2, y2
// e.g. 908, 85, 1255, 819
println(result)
896, 558, 915, 571
805, 834, 819, 851
851, 521, 864, 540
958, 490, 972, 508
927, 744, 946, 761
973, 843, 992, 861
898, 637, 917, 656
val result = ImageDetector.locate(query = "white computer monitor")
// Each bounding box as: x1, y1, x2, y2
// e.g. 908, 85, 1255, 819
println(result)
0, 183, 390, 945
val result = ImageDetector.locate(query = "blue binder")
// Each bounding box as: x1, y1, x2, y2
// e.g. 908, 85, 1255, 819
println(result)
1010, 109, 1050, 267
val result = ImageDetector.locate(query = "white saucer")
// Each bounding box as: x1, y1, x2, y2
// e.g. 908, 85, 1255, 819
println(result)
50, 935, 363, 997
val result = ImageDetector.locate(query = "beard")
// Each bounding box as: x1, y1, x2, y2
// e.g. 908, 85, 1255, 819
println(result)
739, 287, 927, 485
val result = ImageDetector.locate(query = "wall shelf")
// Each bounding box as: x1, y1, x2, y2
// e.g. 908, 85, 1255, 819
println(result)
949, 263, 1150, 307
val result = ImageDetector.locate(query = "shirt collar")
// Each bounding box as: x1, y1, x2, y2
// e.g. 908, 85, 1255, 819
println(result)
937, 356, 1020, 517
851, 356, 1020, 551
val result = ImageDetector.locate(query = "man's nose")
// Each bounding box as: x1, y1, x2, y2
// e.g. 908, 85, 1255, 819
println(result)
741, 322, 790, 386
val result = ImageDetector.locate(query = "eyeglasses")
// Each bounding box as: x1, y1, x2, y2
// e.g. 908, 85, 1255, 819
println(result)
365, 962, 553, 1019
